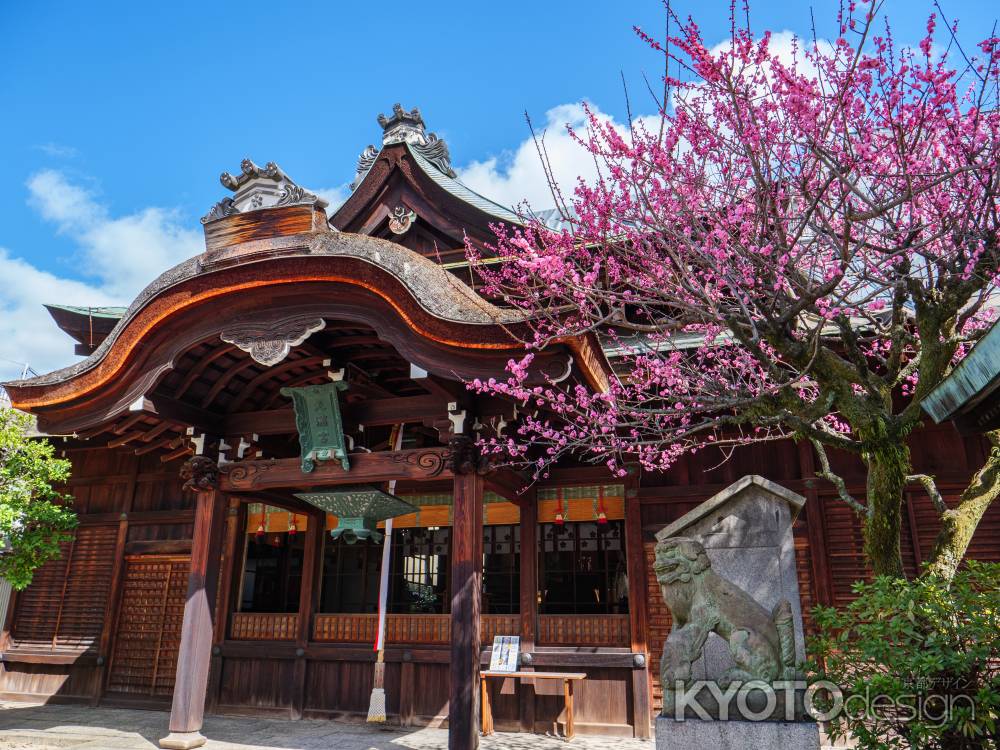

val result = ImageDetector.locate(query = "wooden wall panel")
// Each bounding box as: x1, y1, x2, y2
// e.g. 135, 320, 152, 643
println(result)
527, 667, 632, 736
411, 662, 450, 719
10, 525, 117, 652
302, 660, 401, 716
218, 657, 297, 710
106, 556, 189, 697
0, 663, 100, 702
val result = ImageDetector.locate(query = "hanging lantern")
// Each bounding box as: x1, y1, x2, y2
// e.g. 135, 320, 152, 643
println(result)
288, 513, 298, 537
296, 486, 417, 545
596, 487, 608, 525
554, 490, 565, 526
255, 520, 265, 540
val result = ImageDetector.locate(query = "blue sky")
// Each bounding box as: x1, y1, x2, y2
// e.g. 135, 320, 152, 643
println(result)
0, 0, 995, 381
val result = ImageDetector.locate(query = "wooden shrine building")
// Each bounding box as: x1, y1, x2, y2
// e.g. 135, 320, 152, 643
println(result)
2, 105, 999, 749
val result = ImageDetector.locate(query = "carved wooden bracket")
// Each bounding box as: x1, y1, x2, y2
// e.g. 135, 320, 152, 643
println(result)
180, 455, 221, 492
446, 434, 491, 475
220, 315, 326, 366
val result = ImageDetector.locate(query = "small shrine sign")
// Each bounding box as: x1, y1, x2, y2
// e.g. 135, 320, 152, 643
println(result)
488, 635, 520, 673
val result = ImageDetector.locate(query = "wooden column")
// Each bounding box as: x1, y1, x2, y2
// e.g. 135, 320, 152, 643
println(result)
624, 471, 652, 739
206, 497, 242, 713
517, 489, 537, 733
449, 438, 484, 750
160, 484, 226, 750
291, 510, 324, 719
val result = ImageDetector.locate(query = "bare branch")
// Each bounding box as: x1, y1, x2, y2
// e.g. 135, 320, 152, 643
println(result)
810, 438, 868, 517
906, 473, 947, 514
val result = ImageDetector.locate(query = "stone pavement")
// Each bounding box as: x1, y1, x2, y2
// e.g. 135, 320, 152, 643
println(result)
0, 702, 655, 750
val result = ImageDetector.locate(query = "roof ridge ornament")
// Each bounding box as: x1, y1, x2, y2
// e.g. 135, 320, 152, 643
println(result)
202, 158, 328, 225
352, 104, 457, 190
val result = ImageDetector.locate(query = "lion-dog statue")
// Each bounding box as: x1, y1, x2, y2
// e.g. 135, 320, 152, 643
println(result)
653, 536, 797, 714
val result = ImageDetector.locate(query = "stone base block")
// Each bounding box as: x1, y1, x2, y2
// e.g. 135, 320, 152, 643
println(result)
159, 731, 207, 749
656, 717, 820, 750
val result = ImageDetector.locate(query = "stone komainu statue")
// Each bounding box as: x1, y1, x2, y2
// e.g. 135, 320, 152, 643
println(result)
654, 536, 797, 712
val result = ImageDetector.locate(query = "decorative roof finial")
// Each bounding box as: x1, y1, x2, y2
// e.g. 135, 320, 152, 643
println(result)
378, 104, 426, 146
352, 104, 457, 189
201, 158, 328, 225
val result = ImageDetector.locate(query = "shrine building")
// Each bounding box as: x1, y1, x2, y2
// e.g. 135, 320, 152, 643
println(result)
1, 105, 997, 749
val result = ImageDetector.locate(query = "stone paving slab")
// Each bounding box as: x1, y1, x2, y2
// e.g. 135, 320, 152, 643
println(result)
0, 702, 656, 750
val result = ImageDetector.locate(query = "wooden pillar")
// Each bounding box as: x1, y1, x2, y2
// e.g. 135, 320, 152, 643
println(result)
206, 497, 243, 713
160, 485, 226, 750
624, 470, 652, 739
449, 439, 484, 750
517, 489, 537, 733
291, 510, 324, 719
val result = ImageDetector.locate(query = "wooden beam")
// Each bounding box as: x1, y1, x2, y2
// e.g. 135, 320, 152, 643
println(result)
223, 395, 505, 437
484, 468, 531, 504
449, 467, 483, 750
160, 488, 226, 750
219, 447, 453, 492
132, 396, 221, 435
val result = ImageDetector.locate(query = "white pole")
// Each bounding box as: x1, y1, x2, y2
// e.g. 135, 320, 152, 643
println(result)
375, 425, 405, 651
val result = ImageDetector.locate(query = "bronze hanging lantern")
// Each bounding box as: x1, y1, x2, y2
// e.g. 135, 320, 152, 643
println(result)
294, 485, 417, 544
281, 380, 351, 473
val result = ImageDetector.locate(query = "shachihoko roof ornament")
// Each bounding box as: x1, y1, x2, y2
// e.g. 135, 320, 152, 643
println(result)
352, 103, 457, 189
201, 158, 328, 224
294, 486, 418, 544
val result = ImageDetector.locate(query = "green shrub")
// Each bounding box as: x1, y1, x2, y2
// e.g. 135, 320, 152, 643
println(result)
0, 409, 76, 589
810, 563, 1000, 750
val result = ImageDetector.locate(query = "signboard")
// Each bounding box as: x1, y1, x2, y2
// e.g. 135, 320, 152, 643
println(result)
488, 635, 520, 673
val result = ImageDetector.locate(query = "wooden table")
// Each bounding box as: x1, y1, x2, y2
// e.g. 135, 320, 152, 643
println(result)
479, 670, 587, 740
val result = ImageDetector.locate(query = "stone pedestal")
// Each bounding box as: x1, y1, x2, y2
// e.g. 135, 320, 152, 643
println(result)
159, 731, 207, 749
656, 717, 820, 750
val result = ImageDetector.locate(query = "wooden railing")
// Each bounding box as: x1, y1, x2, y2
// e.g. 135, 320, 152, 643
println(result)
537, 614, 630, 646
231, 612, 626, 646
312, 614, 520, 644
229, 612, 298, 641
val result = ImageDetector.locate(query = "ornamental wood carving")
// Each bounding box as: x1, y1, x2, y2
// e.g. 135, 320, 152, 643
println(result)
220, 315, 326, 366
220, 448, 453, 491
180, 456, 220, 492
446, 434, 490, 475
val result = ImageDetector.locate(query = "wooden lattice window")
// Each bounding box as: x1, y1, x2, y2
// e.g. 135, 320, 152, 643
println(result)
106, 556, 189, 696
10, 525, 117, 652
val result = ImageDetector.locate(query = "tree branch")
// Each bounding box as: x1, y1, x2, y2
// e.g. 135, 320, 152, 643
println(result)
906, 473, 947, 514
810, 438, 868, 517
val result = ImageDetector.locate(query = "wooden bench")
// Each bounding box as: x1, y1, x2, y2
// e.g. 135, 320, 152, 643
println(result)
479, 670, 587, 740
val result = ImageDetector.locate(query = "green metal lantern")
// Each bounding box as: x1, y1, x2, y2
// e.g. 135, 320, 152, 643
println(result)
281, 380, 350, 473
294, 486, 418, 544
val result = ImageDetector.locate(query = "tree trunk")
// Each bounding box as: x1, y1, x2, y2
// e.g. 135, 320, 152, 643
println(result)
862, 442, 909, 578
926, 430, 1000, 580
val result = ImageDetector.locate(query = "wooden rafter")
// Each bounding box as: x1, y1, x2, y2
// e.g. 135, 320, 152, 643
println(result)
226, 356, 328, 413
173, 343, 239, 400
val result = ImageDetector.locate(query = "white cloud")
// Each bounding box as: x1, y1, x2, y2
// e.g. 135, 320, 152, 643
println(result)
27, 170, 201, 299
0, 171, 202, 383
314, 184, 351, 213
456, 33, 836, 213
457, 102, 663, 213
35, 143, 78, 158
